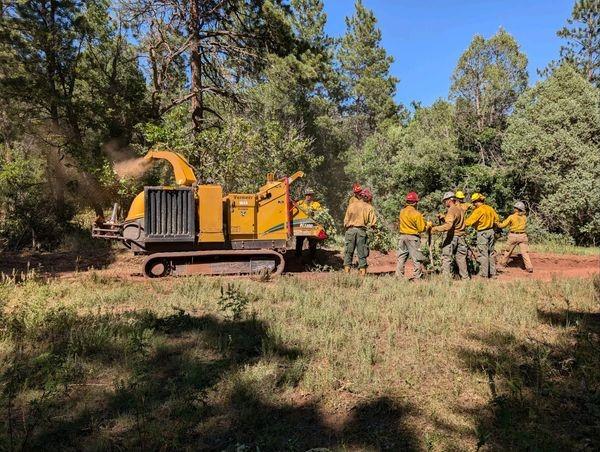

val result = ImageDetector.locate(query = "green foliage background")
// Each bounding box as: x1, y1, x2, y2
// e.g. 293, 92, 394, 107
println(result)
0, 0, 599, 249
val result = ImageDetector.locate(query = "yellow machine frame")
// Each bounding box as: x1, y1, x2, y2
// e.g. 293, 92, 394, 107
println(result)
122, 150, 321, 247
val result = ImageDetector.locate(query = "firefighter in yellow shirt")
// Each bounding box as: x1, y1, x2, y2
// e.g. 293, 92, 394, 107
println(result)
343, 188, 377, 275
455, 190, 471, 212
396, 192, 431, 280
295, 188, 322, 258
464, 193, 500, 278
497, 201, 533, 273
348, 183, 363, 205
431, 191, 469, 279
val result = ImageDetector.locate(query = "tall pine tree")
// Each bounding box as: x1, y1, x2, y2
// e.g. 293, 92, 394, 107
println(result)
337, 0, 399, 137
450, 29, 528, 165
121, 0, 295, 132
557, 0, 600, 86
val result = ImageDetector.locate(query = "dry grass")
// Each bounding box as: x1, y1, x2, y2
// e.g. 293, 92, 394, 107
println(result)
0, 272, 598, 450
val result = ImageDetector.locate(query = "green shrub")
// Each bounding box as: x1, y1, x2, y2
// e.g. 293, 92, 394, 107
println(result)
0, 153, 72, 250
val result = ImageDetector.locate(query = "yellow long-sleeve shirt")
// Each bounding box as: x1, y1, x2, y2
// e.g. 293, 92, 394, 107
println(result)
297, 200, 322, 211
348, 194, 361, 205
465, 204, 500, 231
498, 212, 527, 233
431, 204, 465, 236
398, 205, 427, 235
458, 202, 472, 212
344, 199, 377, 228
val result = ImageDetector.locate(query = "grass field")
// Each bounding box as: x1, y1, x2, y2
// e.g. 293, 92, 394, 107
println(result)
0, 271, 598, 450
527, 242, 600, 256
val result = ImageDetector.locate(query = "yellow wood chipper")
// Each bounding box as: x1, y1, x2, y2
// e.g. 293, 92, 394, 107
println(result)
92, 150, 327, 277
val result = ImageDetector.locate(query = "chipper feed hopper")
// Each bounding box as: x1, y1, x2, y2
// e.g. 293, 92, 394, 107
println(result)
92, 150, 327, 277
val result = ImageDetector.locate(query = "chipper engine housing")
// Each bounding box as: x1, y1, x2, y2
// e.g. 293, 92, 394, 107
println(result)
92, 150, 327, 277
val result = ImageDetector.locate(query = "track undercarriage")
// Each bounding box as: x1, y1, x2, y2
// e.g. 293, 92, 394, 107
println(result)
142, 249, 285, 278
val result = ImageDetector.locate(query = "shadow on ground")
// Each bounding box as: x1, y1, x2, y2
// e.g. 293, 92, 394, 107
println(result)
0, 245, 116, 280
503, 253, 527, 270
455, 280, 600, 450
0, 307, 418, 450
285, 248, 345, 273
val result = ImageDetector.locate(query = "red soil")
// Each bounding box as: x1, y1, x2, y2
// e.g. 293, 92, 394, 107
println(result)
1, 248, 598, 282
364, 250, 600, 281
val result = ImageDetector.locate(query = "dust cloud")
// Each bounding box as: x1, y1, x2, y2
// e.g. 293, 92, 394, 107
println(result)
114, 157, 152, 178
102, 140, 151, 179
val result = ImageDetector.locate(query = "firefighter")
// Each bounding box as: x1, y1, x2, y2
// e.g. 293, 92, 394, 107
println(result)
465, 193, 500, 278
430, 191, 469, 280
396, 192, 431, 280
343, 188, 377, 275
455, 190, 471, 212
497, 201, 533, 273
295, 188, 322, 258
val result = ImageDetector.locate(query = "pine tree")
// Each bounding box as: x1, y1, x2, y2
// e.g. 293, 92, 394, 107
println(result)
337, 0, 399, 135
0, 1, 148, 216
557, 0, 600, 86
450, 29, 528, 165
121, 0, 295, 132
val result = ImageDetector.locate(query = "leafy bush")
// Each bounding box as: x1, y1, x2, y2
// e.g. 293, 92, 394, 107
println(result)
525, 212, 575, 245
140, 105, 322, 194
346, 101, 461, 222
0, 153, 73, 250
368, 224, 396, 254
312, 207, 338, 246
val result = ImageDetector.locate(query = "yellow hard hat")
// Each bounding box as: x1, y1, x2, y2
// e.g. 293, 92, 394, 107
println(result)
471, 192, 485, 202
455, 190, 465, 200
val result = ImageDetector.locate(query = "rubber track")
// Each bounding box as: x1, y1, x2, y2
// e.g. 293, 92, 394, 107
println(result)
142, 249, 285, 278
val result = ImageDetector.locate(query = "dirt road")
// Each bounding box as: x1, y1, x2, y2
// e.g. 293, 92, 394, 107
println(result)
363, 250, 600, 281
1, 248, 598, 282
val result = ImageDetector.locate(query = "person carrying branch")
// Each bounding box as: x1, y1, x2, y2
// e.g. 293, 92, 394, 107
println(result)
464, 193, 500, 278
343, 188, 377, 275
430, 191, 469, 280
497, 201, 533, 273
295, 188, 322, 258
396, 192, 431, 280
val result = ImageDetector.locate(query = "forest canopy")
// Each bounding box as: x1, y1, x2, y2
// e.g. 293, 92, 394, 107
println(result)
0, 0, 599, 249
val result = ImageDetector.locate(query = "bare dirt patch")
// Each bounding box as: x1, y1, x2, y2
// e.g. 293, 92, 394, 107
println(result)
363, 250, 600, 281
2, 247, 597, 282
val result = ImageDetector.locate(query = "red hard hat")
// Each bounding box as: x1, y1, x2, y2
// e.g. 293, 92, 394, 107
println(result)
406, 191, 419, 203
361, 188, 373, 201
353, 183, 362, 194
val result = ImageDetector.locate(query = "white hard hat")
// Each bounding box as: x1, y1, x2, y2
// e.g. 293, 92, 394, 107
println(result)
514, 201, 526, 211
442, 191, 455, 201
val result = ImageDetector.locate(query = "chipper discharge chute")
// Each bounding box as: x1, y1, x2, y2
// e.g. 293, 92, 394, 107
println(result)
92, 150, 327, 277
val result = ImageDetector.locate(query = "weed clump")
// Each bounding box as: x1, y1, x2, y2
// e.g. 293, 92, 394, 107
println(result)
218, 283, 252, 321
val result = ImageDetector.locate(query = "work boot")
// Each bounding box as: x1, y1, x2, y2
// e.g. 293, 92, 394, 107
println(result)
344, 266, 351, 273
358, 267, 367, 276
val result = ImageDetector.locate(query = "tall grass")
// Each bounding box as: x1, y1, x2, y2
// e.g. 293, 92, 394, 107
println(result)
0, 273, 598, 450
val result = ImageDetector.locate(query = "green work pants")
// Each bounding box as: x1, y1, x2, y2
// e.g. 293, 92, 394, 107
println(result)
477, 229, 496, 278
396, 234, 426, 279
344, 227, 369, 268
441, 234, 469, 280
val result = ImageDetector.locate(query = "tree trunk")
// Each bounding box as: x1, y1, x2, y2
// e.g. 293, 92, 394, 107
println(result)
46, 0, 66, 214
189, 0, 204, 133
